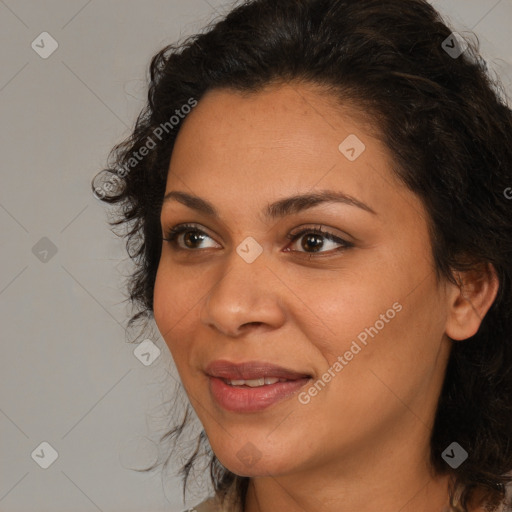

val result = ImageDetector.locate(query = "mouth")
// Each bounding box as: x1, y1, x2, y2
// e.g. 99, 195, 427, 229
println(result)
205, 360, 313, 412
221, 376, 292, 387
205, 359, 312, 380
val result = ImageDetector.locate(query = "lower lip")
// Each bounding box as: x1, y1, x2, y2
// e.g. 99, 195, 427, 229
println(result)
208, 376, 311, 413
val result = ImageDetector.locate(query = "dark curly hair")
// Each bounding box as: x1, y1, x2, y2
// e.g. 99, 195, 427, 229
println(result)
92, 0, 512, 510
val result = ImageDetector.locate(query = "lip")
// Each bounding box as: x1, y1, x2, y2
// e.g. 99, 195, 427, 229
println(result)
204, 360, 311, 380
208, 377, 311, 412
205, 360, 312, 413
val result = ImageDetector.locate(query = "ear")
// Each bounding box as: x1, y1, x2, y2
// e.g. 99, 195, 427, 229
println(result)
445, 263, 499, 341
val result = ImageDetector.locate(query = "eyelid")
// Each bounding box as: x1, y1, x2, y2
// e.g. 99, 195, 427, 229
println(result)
162, 222, 354, 254
284, 225, 353, 254
287, 223, 355, 244
162, 222, 221, 246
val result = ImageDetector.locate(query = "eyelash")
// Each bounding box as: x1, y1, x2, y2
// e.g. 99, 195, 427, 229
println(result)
162, 223, 353, 256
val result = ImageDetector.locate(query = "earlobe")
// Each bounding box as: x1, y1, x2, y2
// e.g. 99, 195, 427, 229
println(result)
445, 263, 499, 341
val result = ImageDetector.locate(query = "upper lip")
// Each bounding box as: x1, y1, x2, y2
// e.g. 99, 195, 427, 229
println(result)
205, 360, 312, 380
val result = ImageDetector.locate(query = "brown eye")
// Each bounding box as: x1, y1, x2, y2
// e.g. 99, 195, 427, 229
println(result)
162, 224, 219, 250
285, 226, 353, 255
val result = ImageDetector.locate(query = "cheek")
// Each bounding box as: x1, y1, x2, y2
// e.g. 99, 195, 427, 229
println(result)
303, 259, 445, 376
152, 264, 172, 339
153, 263, 190, 354
295, 271, 401, 361
153, 259, 199, 331
300, 284, 447, 434
153, 261, 210, 381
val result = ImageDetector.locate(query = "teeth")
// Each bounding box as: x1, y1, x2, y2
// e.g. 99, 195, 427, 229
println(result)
226, 377, 287, 387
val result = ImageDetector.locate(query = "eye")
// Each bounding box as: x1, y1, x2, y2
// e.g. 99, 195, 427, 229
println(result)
162, 223, 353, 255
284, 225, 353, 255
162, 223, 219, 250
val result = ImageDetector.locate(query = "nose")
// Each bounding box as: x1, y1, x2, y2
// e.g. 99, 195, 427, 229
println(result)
199, 246, 287, 338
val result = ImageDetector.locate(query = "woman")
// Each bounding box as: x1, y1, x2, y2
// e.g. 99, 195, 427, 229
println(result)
92, 0, 512, 511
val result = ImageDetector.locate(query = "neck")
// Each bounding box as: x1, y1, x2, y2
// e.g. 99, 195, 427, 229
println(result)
242, 414, 453, 512
244, 467, 452, 512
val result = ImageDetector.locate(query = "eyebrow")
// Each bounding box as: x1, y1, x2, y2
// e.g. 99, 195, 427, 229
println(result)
162, 189, 376, 219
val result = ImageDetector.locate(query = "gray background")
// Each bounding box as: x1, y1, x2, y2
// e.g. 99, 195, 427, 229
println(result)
1, 1, 511, 511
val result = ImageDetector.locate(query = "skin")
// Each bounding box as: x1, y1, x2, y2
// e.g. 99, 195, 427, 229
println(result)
152, 82, 498, 512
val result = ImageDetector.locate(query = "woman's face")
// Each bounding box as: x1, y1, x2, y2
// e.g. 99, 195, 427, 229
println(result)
153, 83, 454, 479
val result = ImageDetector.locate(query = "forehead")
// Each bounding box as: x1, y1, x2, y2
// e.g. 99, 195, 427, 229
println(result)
164, 82, 424, 229
170, 83, 385, 180
177, 82, 378, 150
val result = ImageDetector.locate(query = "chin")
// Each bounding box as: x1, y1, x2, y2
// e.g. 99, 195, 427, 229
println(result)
209, 436, 298, 478
217, 454, 293, 478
